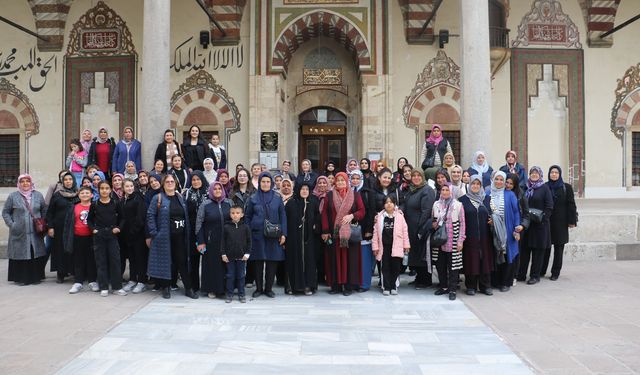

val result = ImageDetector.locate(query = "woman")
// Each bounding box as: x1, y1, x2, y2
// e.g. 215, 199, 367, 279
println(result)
146, 174, 198, 299
123, 161, 138, 181
136, 170, 150, 196
144, 173, 162, 207
80, 129, 93, 153
66, 139, 88, 187
81, 176, 92, 189
392, 157, 409, 185
152, 159, 166, 176
45, 172, 78, 283
398, 164, 413, 194
285, 182, 319, 295
3, 174, 47, 285
295, 159, 319, 190
216, 169, 232, 196
434, 168, 451, 200
274, 174, 284, 192
111, 173, 124, 200
313, 175, 331, 285
183, 125, 208, 172
505, 173, 530, 289
450, 165, 467, 198
360, 158, 377, 189
250, 163, 262, 189
350, 170, 375, 292
324, 160, 336, 176
279, 177, 294, 205
488, 172, 521, 293
459, 175, 493, 295
467, 151, 494, 188
112, 126, 142, 175
402, 169, 436, 289
230, 167, 256, 287
184, 171, 209, 293
45, 170, 70, 205
421, 124, 453, 180
321, 172, 366, 296
499, 150, 527, 192
245, 172, 287, 298
168, 154, 190, 194
88, 127, 116, 179
542, 165, 577, 280
326, 172, 335, 188
207, 134, 227, 171
153, 129, 183, 173
196, 182, 232, 298
203, 158, 218, 185
345, 159, 359, 175
431, 183, 465, 301
374, 160, 387, 177
518, 166, 554, 285
119, 179, 148, 293
372, 168, 401, 213
462, 170, 471, 185
442, 152, 456, 177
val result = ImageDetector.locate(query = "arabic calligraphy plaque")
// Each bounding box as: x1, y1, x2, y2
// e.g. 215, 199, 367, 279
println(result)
284, 0, 358, 4
80, 29, 120, 52
527, 24, 567, 44
303, 68, 342, 85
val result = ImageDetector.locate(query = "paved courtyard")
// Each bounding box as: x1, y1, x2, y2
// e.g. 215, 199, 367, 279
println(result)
1, 260, 639, 374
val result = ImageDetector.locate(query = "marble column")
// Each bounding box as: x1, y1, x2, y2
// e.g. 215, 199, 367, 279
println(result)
140, 0, 171, 168
459, 0, 492, 165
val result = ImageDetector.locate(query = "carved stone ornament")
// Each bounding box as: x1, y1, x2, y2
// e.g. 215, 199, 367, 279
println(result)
511, 0, 582, 49
0, 78, 40, 138
66, 1, 137, 57
402, 50, 460, 127
171, 70, 241, 136
611, 63, 640, 139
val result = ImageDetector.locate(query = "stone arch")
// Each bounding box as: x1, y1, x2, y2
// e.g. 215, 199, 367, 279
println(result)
614, 88, 640, 129
0, 78, 40, 137
611, 63, 640, 138
271, 10, 371, 74
406, 84, 461, 128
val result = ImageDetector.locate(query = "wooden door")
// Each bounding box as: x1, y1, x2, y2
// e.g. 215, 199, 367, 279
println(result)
299, 126, 346, 172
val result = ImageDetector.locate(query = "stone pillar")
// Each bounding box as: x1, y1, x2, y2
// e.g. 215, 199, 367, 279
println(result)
459, 0, 491, 165
140, 0, 171, 168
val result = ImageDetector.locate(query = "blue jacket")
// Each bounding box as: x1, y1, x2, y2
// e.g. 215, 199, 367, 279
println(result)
499, 163, 527, 192
245, 192, 287, 261
146, 193, 190, 280
502, 190, 521, 264
112, 139, 142, 174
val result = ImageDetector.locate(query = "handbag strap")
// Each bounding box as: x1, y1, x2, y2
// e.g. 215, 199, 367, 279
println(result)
19, 194, 38, 220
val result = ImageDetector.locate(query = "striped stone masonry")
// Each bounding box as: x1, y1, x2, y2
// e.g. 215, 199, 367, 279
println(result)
580, 0, 621, 47
205, 0, 246, 45
27, 0, 73, 52
398, 0, 435, 44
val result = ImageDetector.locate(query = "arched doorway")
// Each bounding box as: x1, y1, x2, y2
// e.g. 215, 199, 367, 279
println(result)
298, 107, 347, 172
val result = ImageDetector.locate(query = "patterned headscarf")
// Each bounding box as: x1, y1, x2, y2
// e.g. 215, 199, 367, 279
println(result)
208, 181, 227, 202
526, 166, 545, 199
426, 124, 443, 145
17, 174, 35, 204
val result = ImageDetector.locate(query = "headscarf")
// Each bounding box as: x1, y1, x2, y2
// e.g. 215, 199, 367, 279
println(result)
506, 173, 522, 198
466, 175, 485, 208
216, 169, 232, 195
426, 124, 443, 145
124, 161, 138, 181
345, 158, 358, 174
111, 173, 124, 198
121, 126, 134, 146
547, 165, 565, 202
81, 129, 93, 151
443, 151, 455, 169
526, 166, 545, 199
438, 182, 454, 207
409, 169, 426, 192
96, 127, 109, 143
360, 158, 373, 177
257, 172, 275, 206
58, 171, 78, 198
313, 175, 330, 212
208, 181, 227, 203
333, 172, 355, 247
471, 151, 490, 174
324, 160, 336, 175
505, 150, 518, 174
17, 174, 35, 204
280, 177, 294, 202
185, 171, 208, 208
300, 159, 314, 181
490, 171, 506, 216
203, 157, 217, 184
349, 169, 364, 191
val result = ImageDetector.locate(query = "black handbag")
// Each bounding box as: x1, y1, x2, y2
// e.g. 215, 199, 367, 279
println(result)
421, 152, 436, 170
430, 203, 450, 247
528, 208, 544, 224
349, 223, 362, 243
263, 204, 282, 239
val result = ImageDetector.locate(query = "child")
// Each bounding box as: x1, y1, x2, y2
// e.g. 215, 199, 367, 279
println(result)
87, 181, 127, 297
66, 186, 98, 294
372, 195, 410, 296
220, 205, 252, 303
119, 179, 148, 293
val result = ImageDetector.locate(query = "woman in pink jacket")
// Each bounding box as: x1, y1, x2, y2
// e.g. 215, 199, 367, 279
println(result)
372, 195, 410, 296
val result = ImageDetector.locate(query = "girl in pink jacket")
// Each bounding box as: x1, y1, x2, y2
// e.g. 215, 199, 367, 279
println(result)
372, 195, 410, 296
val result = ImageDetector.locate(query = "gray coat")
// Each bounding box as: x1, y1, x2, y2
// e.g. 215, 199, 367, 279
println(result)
2, 191, 47, 260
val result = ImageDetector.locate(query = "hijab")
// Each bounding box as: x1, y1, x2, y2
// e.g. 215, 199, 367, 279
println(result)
324, 161, 336, 175
526, 166, 545, 199
333, 172, 355, 247
349, 169, 364, 191
409, 169, 426, 192
313, 175, 330, 213
124, 161, 138, 181
426, 124, 443, 145
81, 129, 93, 151
438, 182, 454, 207
257, 172, 275, 206
360, 158, 373, 177
547, 165, 565, 199
121, 126, 134, 146
505, 150, 519, 174
208, 181, 227, 203
490, 171, 506, 215
280, 177, 294, 202
203, 157, 217, 184
471, 151, 490, 174
58, 172, 78, 199
111, 173, 124, 198
216, 169, 232, 195
96, 127, 109, 143
443, 151, 455, 169
466, 175, 485, 208
17, 174, 35, 204
345, 158, 358, 174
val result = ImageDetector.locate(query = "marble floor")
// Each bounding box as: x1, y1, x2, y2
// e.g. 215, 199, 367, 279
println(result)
57, 285, 533, 375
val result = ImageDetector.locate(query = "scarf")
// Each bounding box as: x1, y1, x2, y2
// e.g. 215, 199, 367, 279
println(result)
437, 182, 454, 221
526, 166, 545, 199
490, 171, 506, 216
471, 151, 490, 174
333, 172, 355, 247
208, 181, 227, 203
313, 175, 329, 213
203, 158, 217, 184
443, 151, 455, 169
216, 169, 232, 195
58, 172, 78, 198
81, 129, 92, 151
349, 169, 364, 191
17, 174, 35, 204
409, 169, 426, 192
257, 172, 275, 206
466, 175, 485, 208
111, 173, 124, 198
345, 158, 358, 174
280, 177, 294, 202
96, 127, 109, 143
505, 150, 518, 174
360, 158, 373, 178
547, 165, 565, 203
426, 124, 443, 145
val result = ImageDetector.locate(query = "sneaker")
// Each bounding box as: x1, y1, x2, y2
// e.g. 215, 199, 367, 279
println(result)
390, 289, 398, 295
208, 292, 216, 299
225, 296, 232, 303
245, 283, 254, 288
382, 290, 390, 296
69, 283, 83, 294
239, 296, 246, 303
115, 289, 128, 296
100, 290, 109, 297
170, 285, 179, 291
132, 283, 147, 294
89, 282, 100, 292
123, 281, 137, 292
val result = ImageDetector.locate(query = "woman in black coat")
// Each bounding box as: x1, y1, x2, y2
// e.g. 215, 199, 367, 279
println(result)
46, 172, 78, 283
518, 166, 553, 285
182, 125, 209, 172
119, 179, 148, 292
154, 129, 183, 173
542, 165, 577, 280
295, 159, 319, 191
401, 169, 436, 288
183, 171, 209, 292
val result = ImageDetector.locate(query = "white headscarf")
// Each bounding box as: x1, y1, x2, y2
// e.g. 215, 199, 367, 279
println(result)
490, 171, 506, 216
471, 151, 489, 174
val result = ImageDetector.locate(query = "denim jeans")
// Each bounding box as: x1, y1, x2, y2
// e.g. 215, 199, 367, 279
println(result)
226, 259, 247, 297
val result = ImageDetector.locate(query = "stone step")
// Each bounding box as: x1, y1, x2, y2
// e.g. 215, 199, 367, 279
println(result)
616, 242, 640, 261
568, 213, 639, 243
564, 242, 617, 261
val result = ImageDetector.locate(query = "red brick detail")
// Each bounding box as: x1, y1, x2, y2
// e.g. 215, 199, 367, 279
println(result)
172, 105, 183, 115
425, 90, 436, 101
11, 98, 20, 108
413, 100, 425, 111
439, 85, 447, 97
210, 95, 220, 105
224, 119, 234, 128
409, 116, 420, 125
184, 107, 218, 125
452, 90, 460, 102
171, 120, 177, 128
183, 95, 193, 105
633, 110, 640, 126
0, 110, 19, 129
197, 90, 206, 99
220, 105, 230, 114
426, 103, 460, 124
1, 94, 7, 103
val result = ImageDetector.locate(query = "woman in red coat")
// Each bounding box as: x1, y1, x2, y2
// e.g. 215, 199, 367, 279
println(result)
321, 172, 365, 296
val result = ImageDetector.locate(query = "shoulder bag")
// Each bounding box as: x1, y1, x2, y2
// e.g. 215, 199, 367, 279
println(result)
263, 204, 282, 239
528, 207, 544, 224
20, 195, 46, 236
430, 203, 450, 247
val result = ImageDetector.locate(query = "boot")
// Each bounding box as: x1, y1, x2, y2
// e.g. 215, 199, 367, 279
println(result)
185, 288, 199, 299
162, 287, 171, 299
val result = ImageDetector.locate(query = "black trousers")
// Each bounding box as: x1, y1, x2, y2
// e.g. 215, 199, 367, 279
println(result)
94, 234, 122, 291
189, 244, 201, 292
157, 233, 192, 290
245, 260, 255, 284
73, 235, 96, 284
493, 255, 519, 288
541, 244, 565, 277
121, 234, 147, 283
518, 247, 544, 280
435, 251, 459, 292
465, 273, 491, 291
254, 260, 278, 292
381, 245, 403, 291
414, 266, 432, 286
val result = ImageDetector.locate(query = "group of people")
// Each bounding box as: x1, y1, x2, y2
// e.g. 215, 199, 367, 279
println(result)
2, 124, 578, 302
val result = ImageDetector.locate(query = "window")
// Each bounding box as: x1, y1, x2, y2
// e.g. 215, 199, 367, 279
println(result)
633, 132, 640, 186
425, 130, 461, 164
0, 135, 20, 187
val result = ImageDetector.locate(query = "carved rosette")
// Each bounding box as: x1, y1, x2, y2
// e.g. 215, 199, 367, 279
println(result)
611, 63, 640, 139
511, 0, 582, 49
0, 78, 40, 138
402, 50, 460, 128
66, 1, 137, 57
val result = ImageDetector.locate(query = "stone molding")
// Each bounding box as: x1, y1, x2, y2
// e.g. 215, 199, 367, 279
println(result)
511, 0, 582, 49
0, 78, 40, 138
612, 63, 640, 138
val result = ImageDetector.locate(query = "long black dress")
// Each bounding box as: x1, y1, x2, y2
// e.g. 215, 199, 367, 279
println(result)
459, 195, 493, 291
46, 190, 78, 278
196, 198, 231, 296
285, 195, 319, 292
401, 184, 436, 285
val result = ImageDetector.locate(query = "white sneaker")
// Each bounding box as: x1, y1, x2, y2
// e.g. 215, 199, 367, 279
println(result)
132, 283, 147, 294
382, 290, 390, 296
115, 289, 128, 296
69, 283, 83, 294
390, 289, 398, 295
123, 281, 137, 292
100, 290, 109, 297
89, 282, 100, 292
